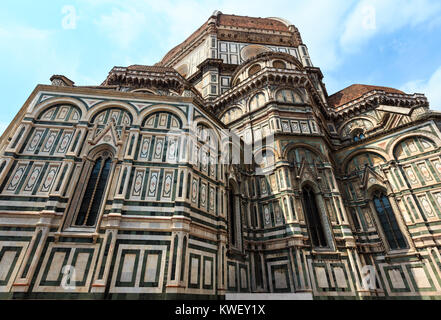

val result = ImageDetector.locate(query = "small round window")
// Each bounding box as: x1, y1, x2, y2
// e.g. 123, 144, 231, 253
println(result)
273, 60, 286, 69
248, 64, 262, 77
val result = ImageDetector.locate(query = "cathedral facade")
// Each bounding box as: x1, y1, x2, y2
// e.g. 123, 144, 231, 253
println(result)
1, 11, 441, 300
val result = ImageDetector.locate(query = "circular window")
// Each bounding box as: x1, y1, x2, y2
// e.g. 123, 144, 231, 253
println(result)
240, 44, 271, 61
248, 64, 262, 77
273, 60, 286, 69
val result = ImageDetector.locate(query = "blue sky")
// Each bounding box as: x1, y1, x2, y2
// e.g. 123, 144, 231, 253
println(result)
1, 0, 441, 134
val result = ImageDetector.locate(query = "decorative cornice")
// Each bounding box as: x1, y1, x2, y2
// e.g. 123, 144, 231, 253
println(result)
330, 91, 428, 121
210, 66, 327, 117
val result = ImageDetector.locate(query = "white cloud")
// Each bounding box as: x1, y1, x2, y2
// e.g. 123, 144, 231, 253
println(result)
340, 0, 441, 53
145, 0, 356, 71
0, 25, 51, 41
401, 66, 441, 111
95, 7, 149, 49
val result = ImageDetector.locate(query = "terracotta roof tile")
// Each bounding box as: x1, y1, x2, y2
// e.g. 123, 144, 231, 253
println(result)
328, 84, 405, 108
218, 14, 290, 32
158, 13, 294, 66
127, 65, 177, 73
158, 21, 209, 66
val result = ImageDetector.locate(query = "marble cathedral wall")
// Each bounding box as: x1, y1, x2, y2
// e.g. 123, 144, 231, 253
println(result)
1, 85, 441, 300
0, 88, 233, 299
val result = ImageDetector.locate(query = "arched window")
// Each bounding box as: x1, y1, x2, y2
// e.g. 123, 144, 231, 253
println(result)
186, 173, 191, 199
221, 107, 243, 124
248, 64, 262, 77
249, 92, 266, 111
229, 188, 237, 246
74, 152, 113, 227
372, 191, 407, 250
340, 118, 374, 139
254, 252, 263, 288
276, 89, 303, 103
351, 128, 366, 142
272, 60, 286, 69
302, 185, 328, 248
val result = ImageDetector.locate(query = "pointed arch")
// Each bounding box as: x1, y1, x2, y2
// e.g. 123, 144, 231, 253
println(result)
301, 181, 329, 248
227, 179, 242, 251
369, 188, 408, 250
73, 149, 114, 227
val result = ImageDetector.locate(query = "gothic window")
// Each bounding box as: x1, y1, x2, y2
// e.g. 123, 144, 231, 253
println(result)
73, 152, 113, 227
178, 171, 184, 197
186, 173, 191, 199
302, 185, 328, 248
276, 89, 303, 104
372, 191, 408, 250
351, 128, 366, 142
353, 134, 365, 142
229, 188, 237, 246
254, 252, 263, 288
228, 181, 242, 251
249, 92, 266, 111
349, 208, 361, 231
